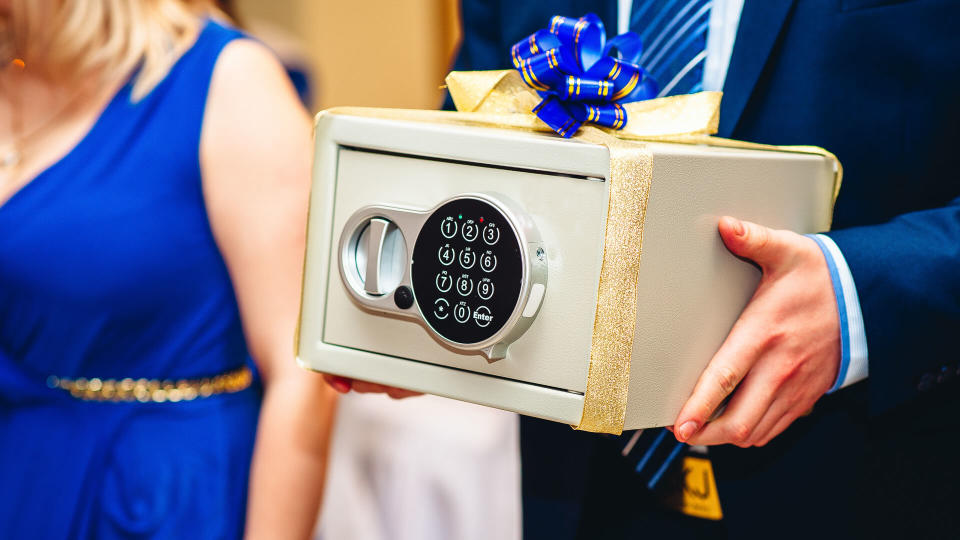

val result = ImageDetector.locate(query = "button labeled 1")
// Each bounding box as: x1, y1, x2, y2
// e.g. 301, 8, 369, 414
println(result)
480, 251, 497, 272
440, 217, 457, 239
438, 244, 455, 266
454, 302, 471, 323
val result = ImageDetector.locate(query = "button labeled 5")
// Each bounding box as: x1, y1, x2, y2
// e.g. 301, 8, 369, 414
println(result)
459, 247, 476, 269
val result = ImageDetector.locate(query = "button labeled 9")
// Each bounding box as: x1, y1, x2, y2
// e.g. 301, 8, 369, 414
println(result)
478, 278, 494, 300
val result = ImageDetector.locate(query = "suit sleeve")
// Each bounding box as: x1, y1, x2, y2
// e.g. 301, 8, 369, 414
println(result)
443, 0, 505, 110
825, 196, 960, 414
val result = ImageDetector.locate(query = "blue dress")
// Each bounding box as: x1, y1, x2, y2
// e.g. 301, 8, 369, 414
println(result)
0, 20, 261, 539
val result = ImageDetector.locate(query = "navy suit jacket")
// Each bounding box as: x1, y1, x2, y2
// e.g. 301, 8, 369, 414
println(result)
450, 0, 960, 538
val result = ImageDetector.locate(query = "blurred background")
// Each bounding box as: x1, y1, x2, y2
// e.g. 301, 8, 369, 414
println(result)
235, 0, 462, 110
228, 2, 522, 539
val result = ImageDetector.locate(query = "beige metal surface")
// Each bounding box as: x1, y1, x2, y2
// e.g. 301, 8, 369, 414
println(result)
323, 148, 607, 393
298, 113, 836, 428
623, 143, 835, 428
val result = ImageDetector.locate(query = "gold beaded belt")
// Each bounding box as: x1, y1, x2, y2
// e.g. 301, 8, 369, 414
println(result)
46, 366, 253, 403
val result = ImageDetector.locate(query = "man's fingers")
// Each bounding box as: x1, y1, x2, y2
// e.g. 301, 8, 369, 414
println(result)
683, 369, 778, 447
754, 412, 800, 447
673, 320, 764, 442
718, 217, 789, 270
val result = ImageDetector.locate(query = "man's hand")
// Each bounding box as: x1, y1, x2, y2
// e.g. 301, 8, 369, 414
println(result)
672, 216, 841, 447
323, 375, 422, 399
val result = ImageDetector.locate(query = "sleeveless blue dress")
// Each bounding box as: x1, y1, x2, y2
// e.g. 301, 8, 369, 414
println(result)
0, 21, 261, 538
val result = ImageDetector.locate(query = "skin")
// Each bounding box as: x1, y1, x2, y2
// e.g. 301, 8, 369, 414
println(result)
672, 216, 840, 447
1, 32, 336, 540
327, 216, 842, 449
203, 39, 337, 539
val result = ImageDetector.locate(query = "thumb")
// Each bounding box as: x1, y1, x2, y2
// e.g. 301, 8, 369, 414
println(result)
718, 217, 788, 270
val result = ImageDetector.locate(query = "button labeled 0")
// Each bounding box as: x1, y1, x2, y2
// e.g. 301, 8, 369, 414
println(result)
453, 302, 471, 323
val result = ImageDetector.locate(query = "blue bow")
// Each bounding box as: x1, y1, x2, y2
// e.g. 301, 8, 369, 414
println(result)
510, 14, 659, 138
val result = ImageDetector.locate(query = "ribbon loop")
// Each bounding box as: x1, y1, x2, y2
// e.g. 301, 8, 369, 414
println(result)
511, 13, 659, 137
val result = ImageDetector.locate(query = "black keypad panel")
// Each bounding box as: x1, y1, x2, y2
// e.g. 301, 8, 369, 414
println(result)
411, 198, 523, 345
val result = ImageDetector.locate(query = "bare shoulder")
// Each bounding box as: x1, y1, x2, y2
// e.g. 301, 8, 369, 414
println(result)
200, 37, 312, 186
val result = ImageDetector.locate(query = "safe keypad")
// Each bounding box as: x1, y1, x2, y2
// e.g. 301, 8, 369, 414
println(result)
411, 198, 523, 345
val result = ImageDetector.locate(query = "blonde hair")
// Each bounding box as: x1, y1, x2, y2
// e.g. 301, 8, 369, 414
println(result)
2, 0, 222, 100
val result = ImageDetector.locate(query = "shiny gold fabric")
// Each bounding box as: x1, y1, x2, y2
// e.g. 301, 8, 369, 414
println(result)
322, 69, 842, 434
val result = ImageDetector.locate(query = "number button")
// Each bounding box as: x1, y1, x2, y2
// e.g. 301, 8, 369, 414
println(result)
477, 278, 494, 300
459, 247, 476, 269
433, 298, 449, 320
473, 305, 492, 328
456, 275, 474, 296
454, 302, 471, 323
438, 244, 455, 266
462, 220, 479, 242
435, 271, 452, 293
441, 217, 457, 239
482, 223, 500, 245
480, 251, 497, 273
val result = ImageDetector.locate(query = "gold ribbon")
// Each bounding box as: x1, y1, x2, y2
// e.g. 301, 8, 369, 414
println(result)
323, 70, 842, 434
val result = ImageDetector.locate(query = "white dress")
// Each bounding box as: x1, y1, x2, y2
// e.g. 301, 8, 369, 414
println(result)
316, 393, 522, 540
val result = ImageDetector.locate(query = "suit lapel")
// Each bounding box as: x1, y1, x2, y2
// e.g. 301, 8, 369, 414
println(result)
719, 0, 795, 136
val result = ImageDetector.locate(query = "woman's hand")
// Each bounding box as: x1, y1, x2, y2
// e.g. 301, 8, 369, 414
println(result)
672, 217, 841, 448
323, 374, 422, 399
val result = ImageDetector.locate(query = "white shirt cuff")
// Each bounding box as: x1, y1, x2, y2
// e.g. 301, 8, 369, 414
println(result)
810, 234, 869, 390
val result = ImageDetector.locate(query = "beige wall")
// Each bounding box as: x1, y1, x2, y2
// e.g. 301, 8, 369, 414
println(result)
235, 0, 462, 112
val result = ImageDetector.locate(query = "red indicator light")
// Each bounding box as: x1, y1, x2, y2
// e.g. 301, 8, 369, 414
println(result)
479, 217, 484, 222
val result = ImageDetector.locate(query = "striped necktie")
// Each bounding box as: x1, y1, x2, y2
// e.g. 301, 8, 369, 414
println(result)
620, 0, 714, 490
631, 0, 713, 96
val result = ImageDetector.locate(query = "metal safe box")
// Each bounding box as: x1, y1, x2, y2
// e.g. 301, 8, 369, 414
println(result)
297, 112, 836, 429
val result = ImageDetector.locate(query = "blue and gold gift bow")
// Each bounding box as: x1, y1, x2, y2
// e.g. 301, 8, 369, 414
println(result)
510, 13, 659, 138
